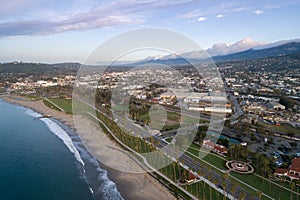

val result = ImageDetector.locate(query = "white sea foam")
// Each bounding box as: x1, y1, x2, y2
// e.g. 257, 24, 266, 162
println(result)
25, 109, 42, 118
40, 118, 85, 167
89, 187, 94, 194
98, 168, 123, 199
84, 149, 123, 199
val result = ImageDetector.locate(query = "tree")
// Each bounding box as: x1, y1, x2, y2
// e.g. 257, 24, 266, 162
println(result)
198, 170, 205, 200
177, 161, 182, 182
207, 174, 213, 200
238, 192, 246, 200
256, 190, 262, 200
213, 179, 220, 200
279, 95, 295, 109
194, 126, 208, 143
291, 181, 296, 200
172, 162, 177, 181
218, 138, 229, 147
230, 181, 238, 200
222, 173, 229, 200
296, 179, 300, 200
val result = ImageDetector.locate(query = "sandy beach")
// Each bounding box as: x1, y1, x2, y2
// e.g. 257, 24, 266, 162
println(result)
1, 94, 176, 200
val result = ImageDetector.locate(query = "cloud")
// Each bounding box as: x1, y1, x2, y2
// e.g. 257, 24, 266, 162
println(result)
216, 14, 224, 18
207, 38, 266, 56
179, 2, 247, 19
0, 15, 141, 37
197, 17, 206, 22
179, 1, 294, 20
145, 37, 268, 60
253, 9, 264, 15
0, 0, 194, 37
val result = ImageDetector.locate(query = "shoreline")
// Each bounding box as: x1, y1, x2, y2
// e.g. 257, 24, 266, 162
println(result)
1, 94, 176, 200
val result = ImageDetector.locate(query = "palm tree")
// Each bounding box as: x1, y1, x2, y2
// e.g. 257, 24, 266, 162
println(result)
256, 190, 262, 200
182, 170, 187, 182
250, 192, 256, 200
297, 179, 300, 200
207, 174, 213, 200
195, 179, 199, 198
212, 179, 220, 200
291, 181, 296, 200
230, 181, 237, 200
253, 153, 260, 164
279, 175, 285, 198
238, 192, 246, 200
172, 162, 177, 182
222, 173, 229, 200
260, 157, 270, 183
177, 161, 182, 182
198, 170, 205, 200
269, 174, 275, 189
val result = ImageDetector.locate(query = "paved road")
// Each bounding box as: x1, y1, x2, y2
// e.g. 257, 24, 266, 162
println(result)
226, 91, 243, 120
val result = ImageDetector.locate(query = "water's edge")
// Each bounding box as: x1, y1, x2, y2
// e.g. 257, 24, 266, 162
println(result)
2, 99, 123, 200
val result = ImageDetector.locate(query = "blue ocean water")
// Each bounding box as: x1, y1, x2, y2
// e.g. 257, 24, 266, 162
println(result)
0, 100, 122, 200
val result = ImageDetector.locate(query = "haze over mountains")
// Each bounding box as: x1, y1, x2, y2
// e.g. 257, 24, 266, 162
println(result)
0, 38, 300, 73
133, 40, 300, 66
142, 38, 300, 61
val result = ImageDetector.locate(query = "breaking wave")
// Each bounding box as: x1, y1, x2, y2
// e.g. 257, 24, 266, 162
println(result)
23, 107, 122, 199
40, 118, 85, 167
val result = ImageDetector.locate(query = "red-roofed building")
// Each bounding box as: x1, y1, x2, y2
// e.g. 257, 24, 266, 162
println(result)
185, 172, 197, 183
274, 157, 300, 180
203, 140, 227, 155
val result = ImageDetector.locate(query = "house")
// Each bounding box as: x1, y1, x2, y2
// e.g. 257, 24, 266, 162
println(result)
185, 172, 197, 183
160, 91, 176, 100
266, 102, 286, 111
274, 157, 300, 180
203, 139, 227, 155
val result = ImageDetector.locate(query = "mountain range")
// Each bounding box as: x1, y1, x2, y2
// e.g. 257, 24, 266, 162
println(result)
0, 39, 300, 73
132, 39, 300, 66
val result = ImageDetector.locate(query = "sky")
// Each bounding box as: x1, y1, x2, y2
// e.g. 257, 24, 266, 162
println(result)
0, 0, 299, 63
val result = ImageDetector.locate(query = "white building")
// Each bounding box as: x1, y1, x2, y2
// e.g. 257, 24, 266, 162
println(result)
266, 102, 286, 110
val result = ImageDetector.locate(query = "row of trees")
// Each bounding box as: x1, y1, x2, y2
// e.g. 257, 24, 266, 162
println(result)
128, 98, 151, 124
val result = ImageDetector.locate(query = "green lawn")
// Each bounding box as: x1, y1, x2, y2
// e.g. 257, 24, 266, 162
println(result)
44, 98, 94, 115
112, 104, 128, 112
258, 121, 300, 135
50, 98, 73, 114
165, 137, 173, 143
232, 172, 297, 200
185, 143, 227, 170
43, 99, 62, 111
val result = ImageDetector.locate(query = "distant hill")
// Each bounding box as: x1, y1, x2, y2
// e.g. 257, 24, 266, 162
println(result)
212, 42, 300, 62
0, 62, 53, 73
52, 62, 81, 70
130, 57, 198, 67
0, 62, 81, 74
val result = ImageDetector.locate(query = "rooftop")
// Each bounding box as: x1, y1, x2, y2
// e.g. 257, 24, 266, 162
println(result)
290, 157, 300, 172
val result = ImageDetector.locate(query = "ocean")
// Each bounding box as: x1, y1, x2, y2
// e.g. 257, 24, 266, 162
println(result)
0, 100, 123, 200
